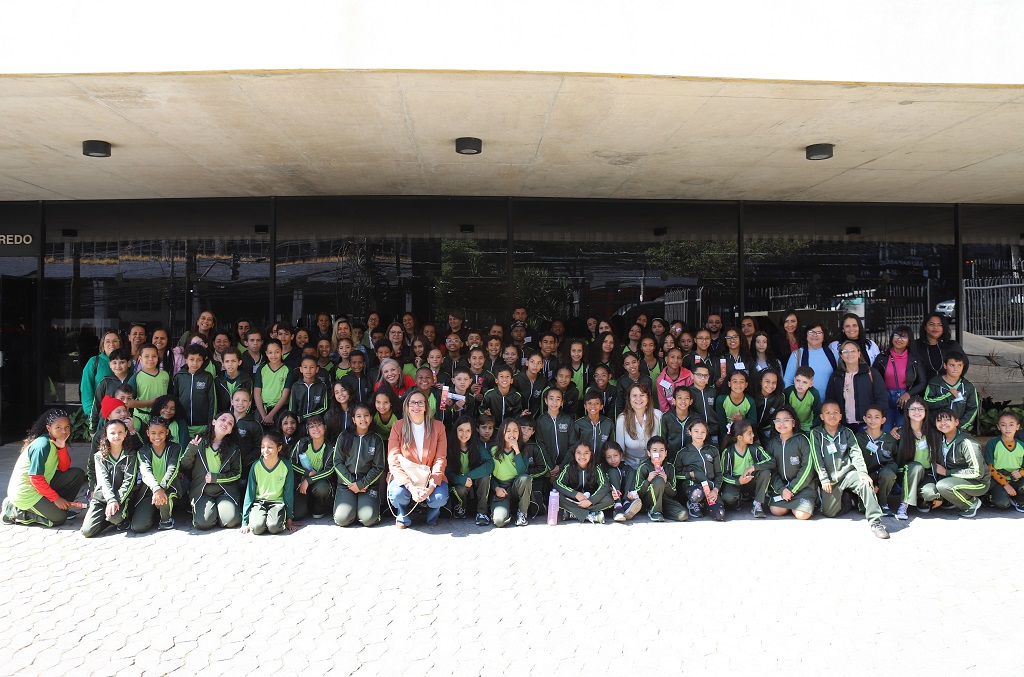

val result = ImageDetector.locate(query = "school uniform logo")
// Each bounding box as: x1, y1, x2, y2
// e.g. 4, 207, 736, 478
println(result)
881, 449, 893, 460
196, 382, 207, 389
599, 434, 609, 443
313, 395, 322, 404
707, 397, 714, 405
238, 429, 248, 437
558, 423, 569, 433
789, 456, 800, 465
704, 453, 714, 461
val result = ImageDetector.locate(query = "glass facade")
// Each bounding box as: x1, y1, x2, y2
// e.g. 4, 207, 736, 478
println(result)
1, 195, 1022, 439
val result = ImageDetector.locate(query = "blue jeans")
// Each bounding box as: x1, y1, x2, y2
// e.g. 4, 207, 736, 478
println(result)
388, 480, 450, 526
886, 388, 906, 432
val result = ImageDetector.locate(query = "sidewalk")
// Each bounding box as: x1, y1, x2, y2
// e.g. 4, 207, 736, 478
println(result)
0, 442, 1019, 675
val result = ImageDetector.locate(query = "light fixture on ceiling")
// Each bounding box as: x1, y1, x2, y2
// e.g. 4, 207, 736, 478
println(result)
805, 143, 834, 161
82, 140, 112, 157
455, 137, 482, 155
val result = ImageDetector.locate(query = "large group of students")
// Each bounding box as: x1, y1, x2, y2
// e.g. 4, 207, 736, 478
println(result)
4, 304, 1022, 541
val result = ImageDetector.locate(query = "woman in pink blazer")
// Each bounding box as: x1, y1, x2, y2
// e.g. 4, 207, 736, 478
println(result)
387, 390, 449, 528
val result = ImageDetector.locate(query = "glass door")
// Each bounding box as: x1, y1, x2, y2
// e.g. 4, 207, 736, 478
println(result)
0, 264, 38, 443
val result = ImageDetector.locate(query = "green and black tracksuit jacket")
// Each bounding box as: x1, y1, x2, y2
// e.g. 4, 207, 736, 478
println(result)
447, 444, 494, 486
88, 424, 143, 490
523, 440, 550, 478
764, 434, 816, 495
541, 383, 580, 419
93, 449, 138, 520
634, 460, 679, 500
480, 387, 523, 426
215, 371, 254, 414
490, 447, 531, 491
436, 387, 475, 428
242, 458, 296, 525
514, 372, 549, 416
233, 413, 265, 468
290, 379, 331, 423
924, 376, 980, 431
138, 441, 183, 497
688, 386, 720, 441
940, 431, 990, 489
536, 412, 574, 469
856, 430, 899, 476
171, 369, 217, 429
340, 372, 373, 406
332, 432, 387, 491
660, 410, 696, 459
569, 416, 614, 462
753, 390, 786, 443
675, 443, 723, 489
555, 464, 611, 505
291, 436, 335, 485
720, 443, 773, 489
179, 437, 243, 505
714, 393, 757, 438
808, 426, 867, 484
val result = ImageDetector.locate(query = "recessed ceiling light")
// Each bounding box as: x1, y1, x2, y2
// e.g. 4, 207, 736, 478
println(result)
456, 137, 482, 155
83, 140, 112, 157
805, 143, 834, 160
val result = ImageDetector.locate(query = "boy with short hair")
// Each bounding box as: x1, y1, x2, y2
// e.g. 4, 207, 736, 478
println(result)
91, 347, 133, 433
784, 366, 821, 434
438, 367, 475, 429
570, 390, 615, 462
924, 351, 979, 431
171, 345, 217, 437
340, 351, 371, 405
241, 329, 265, 376
933, 407, 989, 517
127, 344, 170, 431
661, 386, 697, 460
856, 406, 899, 516
688, 364, 720, 446
811, 401, 890, 539
215, 346, 253, 414
290, 355, 330, 425
984, 411, 1024, 512
513, 353, 548, 418
482, 364, 524, 426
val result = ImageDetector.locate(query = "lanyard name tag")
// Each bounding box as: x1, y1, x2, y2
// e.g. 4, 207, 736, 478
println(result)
952, 394, 964, 403
659, 379, 672, 394
734, 361, 745, 370
916, 439, 928, 451
866, 441, 879, 452
826, 443, 838, 455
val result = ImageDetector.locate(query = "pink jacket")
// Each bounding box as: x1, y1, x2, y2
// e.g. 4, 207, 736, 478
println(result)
387, 419, 448, 487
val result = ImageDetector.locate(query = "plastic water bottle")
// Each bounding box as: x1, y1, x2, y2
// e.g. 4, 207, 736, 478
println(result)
298, 452, 313, 472
547, 489, 559, 525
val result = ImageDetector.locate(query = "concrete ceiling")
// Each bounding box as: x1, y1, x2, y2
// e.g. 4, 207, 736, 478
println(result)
0, 70, 1022, 203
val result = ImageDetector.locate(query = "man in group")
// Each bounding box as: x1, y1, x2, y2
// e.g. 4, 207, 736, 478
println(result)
705, 314, 723, 355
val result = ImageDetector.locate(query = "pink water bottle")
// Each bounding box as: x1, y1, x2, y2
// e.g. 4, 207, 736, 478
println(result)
547, 489, 559, 525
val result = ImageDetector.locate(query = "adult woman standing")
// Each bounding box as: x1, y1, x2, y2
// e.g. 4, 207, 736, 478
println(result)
387, 391, 449, 528
825, 340, 888, 433
177, 310, 216, 348
401, 313, 419, 347
827, 313, 880, 366
915, 313, 967, 382
739, 316, 759, 352
615, 383, 663, 469
3, 409, 87, 527
375, 358, 415, 398
771, 309, 801, 361
872, 326, 926, 431
81, 331, 122, 432
385, 323, 409, 361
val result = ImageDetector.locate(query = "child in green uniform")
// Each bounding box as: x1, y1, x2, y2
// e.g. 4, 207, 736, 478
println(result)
565, 339, 591, 401
514, 353, 548, 418
543, 367, 579, 419
633, 436, 687, 522
676, 420, 725, 521
555, 442, 612, 524
215, 347, 253, 414
332, 404, 386, 528
290, 356, 331, 427
255, 339, 295, 427
893, 396, 939, 520
570, 391, 615, 472
241, 431, 298, 534
131, 417, 183, 532
714, 371, 757, 439
603, 441, 642, 522
127, 344, 170, 431
588, 365, 616, 419
373, 390, 399, 440
3, 410, 87, 528
82, 419, 137, 537
661, 386, 697, 459
90, 348, 133, 434
290, 415, 335, 520
985, 411, 1024, 511
229, 389, 264, 473
856, 406, 899, 517
179, 413, 244, 530
489, 418, 533, 527
753, 369, 785, 445
447, 415, 493, 523
933, 407, 990, 517
688, 364, 720, 447
535, 388, 573, 480
924, 352, 979, 432
719, 420, 772, 516
88, 394, 144, 492
784, 366, 820, 435
765, 405, 817, 520
481, 364, 523, 426
811, 402, 890, 539
172, 345, 217, 437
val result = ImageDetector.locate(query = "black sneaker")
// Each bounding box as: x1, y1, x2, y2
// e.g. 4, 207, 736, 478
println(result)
612, 507, 626, 523
958, 498, 981, 518
871, 523, 890, 539
515, 511, 528, 527
751, 502, 766, 518
648, 510, 664, 522
158, 518, 174, 530
687, 501, 703, 519
453, 504, 467, 519
1013, 497, 1024, 514
116, 519, 130, 532
475, 513, 490, 526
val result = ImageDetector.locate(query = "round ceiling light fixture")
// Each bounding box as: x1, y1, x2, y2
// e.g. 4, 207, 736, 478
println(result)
83, 140, 112, 157
455, 137, 482, 155
805, 143, 834, 161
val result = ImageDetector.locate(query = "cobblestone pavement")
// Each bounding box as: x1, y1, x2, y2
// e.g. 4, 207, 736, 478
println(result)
1, 443, 1020, 676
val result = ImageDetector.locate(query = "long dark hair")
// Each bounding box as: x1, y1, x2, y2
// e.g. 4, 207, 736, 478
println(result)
563, 442, 601, 493
151, 394, 183, 424
325, 381, 356, 441
589, 331, 622, 378
447, 415, 482, 476
836, 312, 869, 352
492, 418, 520, 462
21, 408, 71, 454
895, 395, 940, 466
98, 419, 129, 460
336, 403, 375, 456
196, 412, 242, 458
918, 313, 952, 343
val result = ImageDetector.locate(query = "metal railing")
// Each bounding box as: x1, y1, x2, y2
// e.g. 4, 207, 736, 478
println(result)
964, 277, 1024, 339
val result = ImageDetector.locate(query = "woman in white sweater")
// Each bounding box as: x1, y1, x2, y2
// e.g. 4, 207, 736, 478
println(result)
615, 382, 663, 469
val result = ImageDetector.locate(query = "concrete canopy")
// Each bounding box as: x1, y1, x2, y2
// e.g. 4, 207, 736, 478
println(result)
0, 70, 1022, 203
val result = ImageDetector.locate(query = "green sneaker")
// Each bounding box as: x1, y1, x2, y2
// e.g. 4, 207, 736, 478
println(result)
648, 509, 665, 522
1, 498, 16, 525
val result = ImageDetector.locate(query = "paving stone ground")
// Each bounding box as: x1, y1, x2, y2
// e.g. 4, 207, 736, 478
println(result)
1, 443, 1020, 676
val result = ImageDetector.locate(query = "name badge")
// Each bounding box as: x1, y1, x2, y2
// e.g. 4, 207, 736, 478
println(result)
734, 361, 745, 371
659, 379, 672, 394
826, 443, 837, 455
916, 439, 928, 451
866, 441, 879, 452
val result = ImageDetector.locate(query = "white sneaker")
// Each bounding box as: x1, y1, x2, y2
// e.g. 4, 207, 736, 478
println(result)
895, 503, 909, 520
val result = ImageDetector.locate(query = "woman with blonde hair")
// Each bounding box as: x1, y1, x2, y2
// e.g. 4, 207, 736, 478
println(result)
386, 390, 449, 528
615, 382, 663, 469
